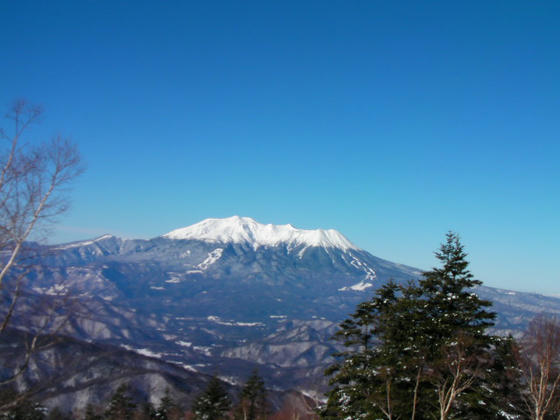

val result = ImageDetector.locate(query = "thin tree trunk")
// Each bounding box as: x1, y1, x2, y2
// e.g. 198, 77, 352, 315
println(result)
411, 367, 421, 420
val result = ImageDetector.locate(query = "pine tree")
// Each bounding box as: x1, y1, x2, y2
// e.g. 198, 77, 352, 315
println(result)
155, 388, 181, 420
140, 402, 157, 420
420, 232, 495, 347
234, 370, 268, 420
0, 387, 47, 420
192, 376, 232, 420
0, 400, 47, 420
45, 407, 72, 420
418, 232, 502, 419
321, 281, 420, 419
83, 403, 102, 420
103, 384, 137, 420
321, 233, 516, 420
477, 335, 525, 419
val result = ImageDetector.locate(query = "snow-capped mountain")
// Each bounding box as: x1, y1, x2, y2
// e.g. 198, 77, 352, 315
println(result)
4, 216, 560, 409
163, 216, 358, 252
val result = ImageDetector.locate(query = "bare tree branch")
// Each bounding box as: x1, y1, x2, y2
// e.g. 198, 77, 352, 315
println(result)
0, 100, 83, 401
431, 333, 482, 420
0, 269, 28, 333
517, 315, 560, 420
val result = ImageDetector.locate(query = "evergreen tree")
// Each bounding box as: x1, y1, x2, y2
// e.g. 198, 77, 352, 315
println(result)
472, 335, 525, 419
234, 370, 268, 420
155, 388, 181, 420
321, 233, 517, 420
0, 388, 46, 420
192, 376, 232, 420
419, 232, 495, 348
140, 402, 157, 420
45, 407, 71, 420
103, 384, 137, 420
0, 401, 46, 420
83, 403, 102, 420
321, 281, 420, 419
418, 232, 504, 419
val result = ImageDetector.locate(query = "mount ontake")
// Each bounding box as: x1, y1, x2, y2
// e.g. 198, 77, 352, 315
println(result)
163, 216, 358, 251
4, 216, 560, 412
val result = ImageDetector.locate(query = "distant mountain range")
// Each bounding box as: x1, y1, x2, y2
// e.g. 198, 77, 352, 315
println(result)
3, 216, 560, 412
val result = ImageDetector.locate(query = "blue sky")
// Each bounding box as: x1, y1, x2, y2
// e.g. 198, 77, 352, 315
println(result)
1, 1, 558, 294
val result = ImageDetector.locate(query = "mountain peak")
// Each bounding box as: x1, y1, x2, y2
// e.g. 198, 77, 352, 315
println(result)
162, 216, 359, 251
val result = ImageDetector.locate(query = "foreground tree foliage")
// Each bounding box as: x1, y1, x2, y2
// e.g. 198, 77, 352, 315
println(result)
2, 312, 560, 419
234, 370, 268, 420
191, 376, 232, 420
0, 386, 47, 419
321, 232, 522, 420
103, 384, 137, 420
154, 388, 182, 420
83, 403, 102, 420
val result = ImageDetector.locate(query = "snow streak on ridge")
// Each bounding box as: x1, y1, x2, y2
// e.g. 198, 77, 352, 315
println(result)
55, 234, 115, 250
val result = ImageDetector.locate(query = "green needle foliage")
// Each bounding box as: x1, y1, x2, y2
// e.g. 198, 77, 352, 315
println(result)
321, 232, 521, 420
234, 370, 268, 420
103, 384, 137, 420
83, 403, 103, 420
155, 388, 181, 420
192, 376, 232, 420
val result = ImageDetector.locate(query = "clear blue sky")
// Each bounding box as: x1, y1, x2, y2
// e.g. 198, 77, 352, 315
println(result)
1, 1, 558, 294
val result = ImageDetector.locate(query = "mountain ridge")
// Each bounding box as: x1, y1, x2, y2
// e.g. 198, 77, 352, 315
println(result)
4, 216, 560, 411
162, 216, 359, 252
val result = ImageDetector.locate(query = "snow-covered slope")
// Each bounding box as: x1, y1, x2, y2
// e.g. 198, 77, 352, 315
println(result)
162, 216, 358, 251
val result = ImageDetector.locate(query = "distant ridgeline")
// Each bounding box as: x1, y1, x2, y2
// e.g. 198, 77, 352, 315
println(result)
1, 217, 559, 415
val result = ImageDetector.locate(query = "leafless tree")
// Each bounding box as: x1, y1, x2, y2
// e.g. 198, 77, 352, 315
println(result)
517, 315, 560, 420
410, 363, 424, 420
0, 100, 83, 405
430, 333, 483, 420
268, 391, 320, 420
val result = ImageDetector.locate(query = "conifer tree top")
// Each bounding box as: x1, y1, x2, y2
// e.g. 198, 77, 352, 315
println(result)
423, 231, 480, 290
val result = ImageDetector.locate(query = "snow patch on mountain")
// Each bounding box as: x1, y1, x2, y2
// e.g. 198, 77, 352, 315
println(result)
121, 345, 163, 359
338, 281, 374, 292
165, 272, 183, 283
170, 361, 198, 372
163, 216, 358, 251
341, 254, 377, 281
197, 248, 223, 270
33, 284, 68, 295
207, 315, 265, 327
